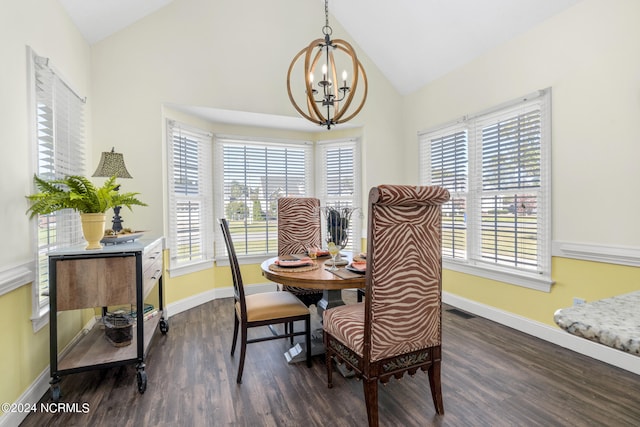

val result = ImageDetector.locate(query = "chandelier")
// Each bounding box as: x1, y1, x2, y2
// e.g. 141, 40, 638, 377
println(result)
286, 0, 368, 130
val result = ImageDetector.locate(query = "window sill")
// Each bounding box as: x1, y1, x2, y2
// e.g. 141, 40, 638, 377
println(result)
443, 260, 554, 292
31, 306, 49, 332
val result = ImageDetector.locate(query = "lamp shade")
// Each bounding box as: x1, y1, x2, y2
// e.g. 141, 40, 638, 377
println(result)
92, 148, 132, 178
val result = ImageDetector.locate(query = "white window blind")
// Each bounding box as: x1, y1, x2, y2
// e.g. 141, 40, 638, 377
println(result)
423, 128, 468, 260
30, 49, 86, 316
420, 89, 551, 288
316, 139, 362, 252
167, 121, 214, 272
475, 107, 542, 271
214, 136, 313, 257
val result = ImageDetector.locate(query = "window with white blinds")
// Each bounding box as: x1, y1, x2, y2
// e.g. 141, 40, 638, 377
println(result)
316, 139, 362, 252
476, 107, 542, 271
422, 128, 468, 260
420, 89, 551, 289
167, 121, 214, 273
29, 49, 86, 319
214, 136, 313, 258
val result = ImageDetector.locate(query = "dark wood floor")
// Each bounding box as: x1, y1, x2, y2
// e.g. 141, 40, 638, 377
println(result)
21, 290, 640, 426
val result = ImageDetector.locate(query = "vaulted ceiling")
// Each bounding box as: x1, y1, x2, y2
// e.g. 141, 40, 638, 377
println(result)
60, 0, 582, 96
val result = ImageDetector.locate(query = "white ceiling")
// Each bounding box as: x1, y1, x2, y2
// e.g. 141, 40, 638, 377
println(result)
59, 0, 582, 129
329, 0, 582, 95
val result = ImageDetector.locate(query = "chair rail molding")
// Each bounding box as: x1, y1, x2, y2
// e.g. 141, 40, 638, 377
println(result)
552, 241, 640, 267
0, 261, 35, 296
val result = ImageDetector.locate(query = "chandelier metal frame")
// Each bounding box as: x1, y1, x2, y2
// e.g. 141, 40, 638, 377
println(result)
286, 0, 368, 130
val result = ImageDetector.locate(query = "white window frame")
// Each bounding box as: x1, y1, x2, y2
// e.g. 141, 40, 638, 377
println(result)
213, 135, 361, 265
213, 135, 314, 265
27, 47, 86, 330
166, 120, 214, 277
316, 138, 362, 253
420, 89, 553, 292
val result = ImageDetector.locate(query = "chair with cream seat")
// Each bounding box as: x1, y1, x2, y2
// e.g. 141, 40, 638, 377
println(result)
323, 185, 450, 426
219, 218, 311, 384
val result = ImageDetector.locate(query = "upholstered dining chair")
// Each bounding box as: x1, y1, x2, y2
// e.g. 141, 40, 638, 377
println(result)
277, 197, 324, 308
219, 218, 311, 384
323, 185, 450, 426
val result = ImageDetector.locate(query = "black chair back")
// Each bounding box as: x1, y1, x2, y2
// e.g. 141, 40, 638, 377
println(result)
219, 218, 246, 321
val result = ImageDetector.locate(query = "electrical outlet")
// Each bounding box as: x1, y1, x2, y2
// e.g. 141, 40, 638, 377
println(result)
573, 297, 586, 306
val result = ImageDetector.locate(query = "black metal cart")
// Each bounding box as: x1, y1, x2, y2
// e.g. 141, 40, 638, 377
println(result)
47, 237, 167, 401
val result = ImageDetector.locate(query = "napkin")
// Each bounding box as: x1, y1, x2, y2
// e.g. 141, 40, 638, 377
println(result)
350, 261, 367, 272
275, 257, 313, 267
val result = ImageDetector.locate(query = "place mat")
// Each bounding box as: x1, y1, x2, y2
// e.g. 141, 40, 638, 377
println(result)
269, 262, 320, 273
326, 268, 363, 280
324, 258, 349, 267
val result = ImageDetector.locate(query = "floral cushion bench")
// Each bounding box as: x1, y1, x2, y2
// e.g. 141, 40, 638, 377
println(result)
554, 290, 640, 356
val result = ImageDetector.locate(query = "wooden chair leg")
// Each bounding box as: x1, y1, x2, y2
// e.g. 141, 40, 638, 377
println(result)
305, 316, 311, 368
236, 326, 248, 384
428, 360, 444, 415
326, 341, 334, 388
363, 379, 379, 427
231, 315, 239, 356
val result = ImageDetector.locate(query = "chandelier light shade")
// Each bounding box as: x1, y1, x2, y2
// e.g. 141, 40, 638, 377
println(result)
92, 147, 133, 179
287, 0, 367, 130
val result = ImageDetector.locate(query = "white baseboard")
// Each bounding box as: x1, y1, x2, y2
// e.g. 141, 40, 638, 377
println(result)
443, 291, 640, 375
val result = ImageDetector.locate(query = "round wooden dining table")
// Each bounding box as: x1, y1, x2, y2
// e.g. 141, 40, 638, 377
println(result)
260, 256, 365, 315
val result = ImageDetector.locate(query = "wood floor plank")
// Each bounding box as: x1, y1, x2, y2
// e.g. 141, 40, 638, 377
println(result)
20, 291, 640, 426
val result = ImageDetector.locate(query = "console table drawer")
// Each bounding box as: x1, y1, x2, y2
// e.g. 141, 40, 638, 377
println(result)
55, 255, 136, 310
143, 239, 163, 298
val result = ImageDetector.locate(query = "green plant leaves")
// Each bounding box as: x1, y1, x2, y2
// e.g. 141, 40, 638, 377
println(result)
26, 175, 147, 217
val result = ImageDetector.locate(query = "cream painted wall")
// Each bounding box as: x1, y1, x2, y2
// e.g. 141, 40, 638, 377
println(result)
402, 0, 640, 324
403, 0, 640, 247
0, 0, 93, 412
89, 0, 404, 240
87, 0, 404, 318
0, 0, 91, 267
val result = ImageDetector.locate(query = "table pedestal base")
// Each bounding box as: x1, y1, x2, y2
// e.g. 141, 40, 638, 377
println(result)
316, 289, 345, 318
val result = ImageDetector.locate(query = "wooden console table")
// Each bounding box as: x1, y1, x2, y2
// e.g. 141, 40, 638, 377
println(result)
48, 237, 167, 401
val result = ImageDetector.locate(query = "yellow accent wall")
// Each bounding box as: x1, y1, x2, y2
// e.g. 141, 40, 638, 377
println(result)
444, 257, 640, 327
164, 261, 266, 303
0, 286, 88, 411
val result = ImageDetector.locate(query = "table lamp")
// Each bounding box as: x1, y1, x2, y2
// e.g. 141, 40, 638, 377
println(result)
92, 147, 132, 233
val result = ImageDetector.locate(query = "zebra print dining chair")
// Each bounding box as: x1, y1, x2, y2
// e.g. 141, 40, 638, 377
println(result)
323, 185, 450, 427
277, 197, 324, 308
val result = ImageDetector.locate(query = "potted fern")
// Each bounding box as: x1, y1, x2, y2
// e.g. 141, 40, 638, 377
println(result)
26, 175, 146, 249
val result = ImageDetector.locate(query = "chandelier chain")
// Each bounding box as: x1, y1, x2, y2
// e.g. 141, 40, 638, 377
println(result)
325, 0, 329, 27
322, 0, 332, 36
